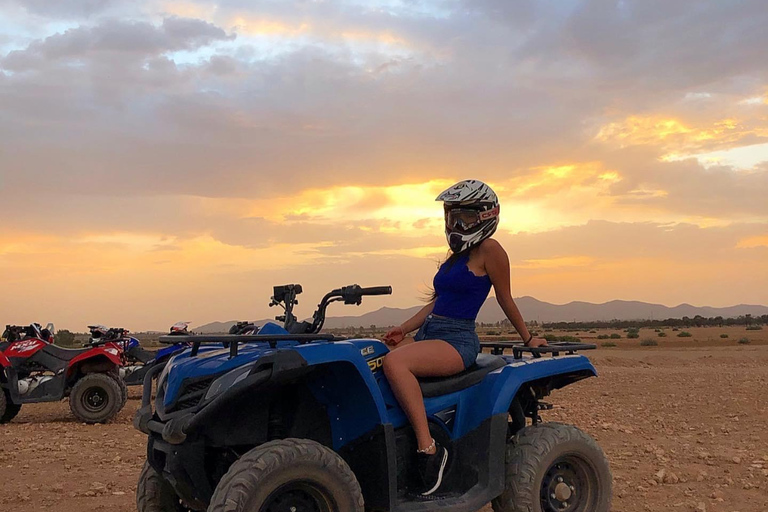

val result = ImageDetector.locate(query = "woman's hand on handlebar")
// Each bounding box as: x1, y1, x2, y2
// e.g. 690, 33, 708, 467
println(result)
525, 337, 548, 348
383, 326, 405, 346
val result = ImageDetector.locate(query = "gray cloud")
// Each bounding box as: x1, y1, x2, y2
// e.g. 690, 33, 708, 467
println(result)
1, 17, 234, 71
1, 1, 766, 221
2, 0, 117, 19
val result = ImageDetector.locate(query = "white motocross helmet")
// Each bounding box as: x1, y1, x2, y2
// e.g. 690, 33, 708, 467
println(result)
435, 180, 499, 254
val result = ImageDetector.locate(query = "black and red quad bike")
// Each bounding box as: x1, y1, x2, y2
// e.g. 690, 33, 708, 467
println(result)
0, 324, 126, 424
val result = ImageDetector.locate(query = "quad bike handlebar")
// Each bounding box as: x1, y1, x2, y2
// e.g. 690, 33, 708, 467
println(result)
158, 283, 392, 358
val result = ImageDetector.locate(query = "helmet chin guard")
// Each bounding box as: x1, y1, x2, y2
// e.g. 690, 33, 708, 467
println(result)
436, 180, 500, 253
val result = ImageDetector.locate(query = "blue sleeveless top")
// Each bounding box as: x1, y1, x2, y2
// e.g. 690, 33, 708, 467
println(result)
432, 254, 492, 320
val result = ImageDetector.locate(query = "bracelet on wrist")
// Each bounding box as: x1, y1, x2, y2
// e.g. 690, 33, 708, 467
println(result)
523, 334, 533, 346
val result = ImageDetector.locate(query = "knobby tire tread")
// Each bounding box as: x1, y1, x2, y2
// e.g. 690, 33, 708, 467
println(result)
208, 438, 364, 512
492, 422, 612, 512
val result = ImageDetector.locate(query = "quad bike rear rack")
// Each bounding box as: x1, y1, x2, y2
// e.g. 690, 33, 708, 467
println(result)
480, 340, 596, 359
158, 334, 348, 358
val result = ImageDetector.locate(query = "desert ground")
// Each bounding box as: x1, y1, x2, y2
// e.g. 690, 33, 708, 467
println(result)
1, 326, 767, 512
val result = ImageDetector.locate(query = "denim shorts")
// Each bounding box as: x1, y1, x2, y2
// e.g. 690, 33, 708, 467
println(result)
413, 314, 480, 369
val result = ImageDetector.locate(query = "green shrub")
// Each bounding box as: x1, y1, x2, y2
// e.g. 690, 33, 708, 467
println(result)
720, 334, 729, 339
640, 338, 658, 347
746, 325, 763, 331
627, 332, 639, 339
597, 334, 609, 340
677, 331, 692, 338
738, 337, 751, 345
543, 334, 582, 343
610, 333, 621, 339
601, 341, 617, 348
55, 329, 76, 347
658, 332, 667, 337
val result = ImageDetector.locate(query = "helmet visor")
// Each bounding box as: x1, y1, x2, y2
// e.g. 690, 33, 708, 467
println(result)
444, 206, 499, 233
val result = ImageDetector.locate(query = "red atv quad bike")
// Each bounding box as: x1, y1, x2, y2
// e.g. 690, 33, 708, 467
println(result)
0, 324, 127, 424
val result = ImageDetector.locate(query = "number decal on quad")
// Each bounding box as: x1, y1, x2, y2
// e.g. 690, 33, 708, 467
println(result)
367, 357, 384, 372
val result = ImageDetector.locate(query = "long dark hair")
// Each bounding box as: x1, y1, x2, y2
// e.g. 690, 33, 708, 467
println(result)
423, 246, 475, 302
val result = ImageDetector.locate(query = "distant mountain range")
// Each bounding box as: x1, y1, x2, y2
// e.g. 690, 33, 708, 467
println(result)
193, 297, 768, 332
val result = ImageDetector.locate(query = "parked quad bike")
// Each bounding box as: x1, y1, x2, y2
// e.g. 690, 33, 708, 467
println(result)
1, 324, 126, 424
134, 283, 611, 512
87, 324, 190, 387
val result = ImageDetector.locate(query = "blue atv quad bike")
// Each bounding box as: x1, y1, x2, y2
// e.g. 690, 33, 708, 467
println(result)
134, 283, 611, 512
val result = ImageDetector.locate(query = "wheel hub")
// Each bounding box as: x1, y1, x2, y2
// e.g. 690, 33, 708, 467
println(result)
82, 387, 108, 412
554, 482, 572, 501
261, 482, 332, 512
540, 456, 594, 512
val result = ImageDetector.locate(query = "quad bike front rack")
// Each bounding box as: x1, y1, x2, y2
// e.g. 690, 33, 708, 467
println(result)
158, 334, 348, 358
480, 340, 596, 359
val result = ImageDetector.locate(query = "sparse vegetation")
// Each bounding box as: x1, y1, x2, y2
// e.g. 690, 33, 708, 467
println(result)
597, 334, 610, 339
610, 333, 621, 339
677, 331, 693, 337
746, 325, 763, 331
720, 334, 729, 339
640, 338, 658, 347
55, 329, 76, 347
543, 334, 582, 343
672, 328, 679, 331
738, 337, 751, 345
627, 332, 640, 339
601, 341, 617, 347
658, 332, 667, 337
589, 330, 597, 333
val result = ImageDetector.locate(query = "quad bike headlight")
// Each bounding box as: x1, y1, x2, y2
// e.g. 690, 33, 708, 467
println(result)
204, 366, 252, 400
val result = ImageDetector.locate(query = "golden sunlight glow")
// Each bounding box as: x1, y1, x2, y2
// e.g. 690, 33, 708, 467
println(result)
736, 235, 768, 249
161, 1, 217, 20
229, 16, 311, 37
596, 116, 692, 145
512, 256, 595, 270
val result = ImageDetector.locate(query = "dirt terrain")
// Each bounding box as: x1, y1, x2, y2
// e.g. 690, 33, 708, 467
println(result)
2, 326, 767, 512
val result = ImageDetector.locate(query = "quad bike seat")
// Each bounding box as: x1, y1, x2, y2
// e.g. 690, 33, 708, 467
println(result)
41, 344, 94, 361
127, 346, 157, 364
418, 353, 506, 398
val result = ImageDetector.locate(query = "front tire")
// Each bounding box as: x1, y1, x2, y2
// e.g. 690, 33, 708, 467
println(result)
136, 461, 187, 512
0, 388, 22, 424
69, 373, 123, 423
112, 374, 128, 408
208, 438, 364, 512
492, 422, 612, 512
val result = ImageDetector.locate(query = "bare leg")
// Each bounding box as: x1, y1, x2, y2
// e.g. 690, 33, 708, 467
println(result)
387, 336, 416, 351
383, 340, 464, 452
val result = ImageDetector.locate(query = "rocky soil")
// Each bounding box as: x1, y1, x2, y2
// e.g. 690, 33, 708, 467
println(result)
2, 338, 767, 512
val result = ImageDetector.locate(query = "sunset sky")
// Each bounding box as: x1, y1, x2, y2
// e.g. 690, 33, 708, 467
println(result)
1, 0, 767, 332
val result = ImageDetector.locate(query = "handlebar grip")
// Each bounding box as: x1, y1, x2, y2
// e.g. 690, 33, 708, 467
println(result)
358, 286, 392, 296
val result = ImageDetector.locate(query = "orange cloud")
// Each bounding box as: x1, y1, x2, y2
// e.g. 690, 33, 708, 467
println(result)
597, 114, 768, 159
736, 235, 768, 248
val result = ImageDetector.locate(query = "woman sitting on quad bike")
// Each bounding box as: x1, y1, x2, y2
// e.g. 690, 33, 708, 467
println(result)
382, 179, 548, 497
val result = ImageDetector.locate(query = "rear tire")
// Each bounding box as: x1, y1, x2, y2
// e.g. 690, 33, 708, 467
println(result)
0, 388, 22, 424
136, 461, 187, 512
208, 438, 364, 512
492, 422, 612, 512
69, 373, 123, 423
